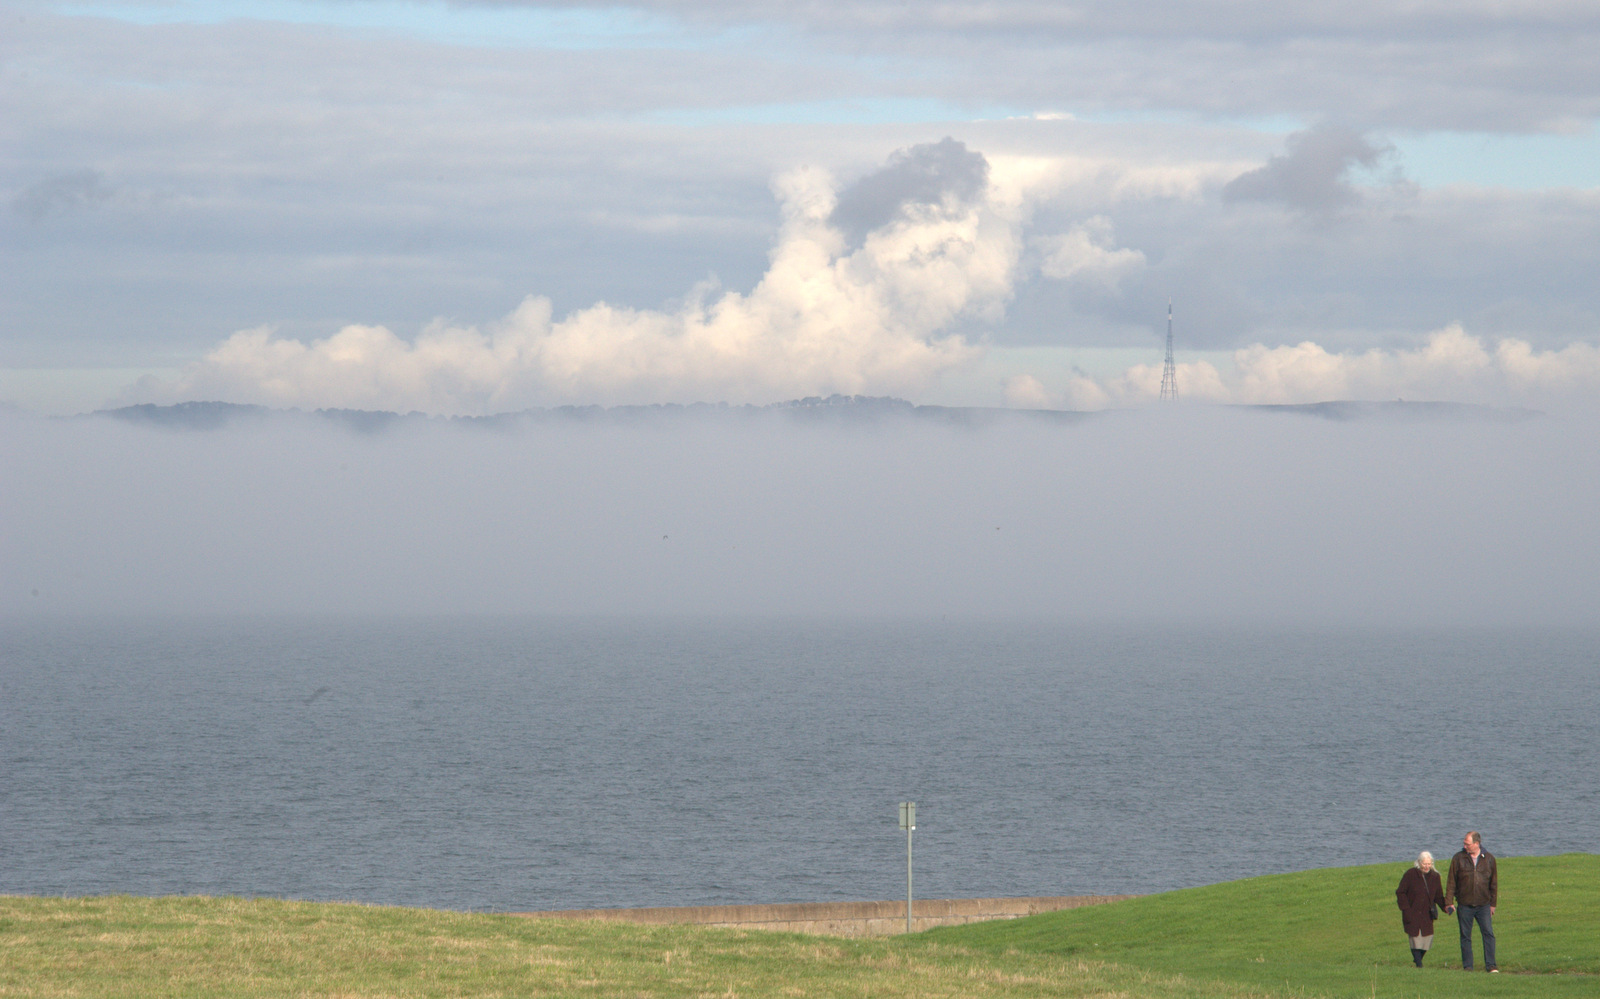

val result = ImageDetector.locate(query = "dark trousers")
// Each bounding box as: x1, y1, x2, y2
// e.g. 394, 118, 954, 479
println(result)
1457, 904, 1495, 969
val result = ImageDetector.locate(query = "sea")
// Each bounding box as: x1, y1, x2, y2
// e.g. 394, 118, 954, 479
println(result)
2, 616, 1595, 912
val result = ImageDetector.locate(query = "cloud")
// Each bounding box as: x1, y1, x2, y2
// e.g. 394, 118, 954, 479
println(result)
12, 170, 116, 222
479, 1, 1600, 128
1494, 336, 1600, 391
1230, 326, 1491, 403
1222, 125, 1396, 212
1001, 373, 1054, 408
132, 143, 1028, 412
1011, 326, 1600, 409
1035, 215, 1145, 284
620, 0, 1599, 38
1225, 325, 1600, 404
11, 7, 1600, 385
829, 137, 989, 245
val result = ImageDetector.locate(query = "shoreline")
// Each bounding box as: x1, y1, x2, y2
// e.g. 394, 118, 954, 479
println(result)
513, 894, 1137, 936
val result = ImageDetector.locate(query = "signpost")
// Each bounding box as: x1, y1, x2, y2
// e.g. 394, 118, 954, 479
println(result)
898, 801, 916, 933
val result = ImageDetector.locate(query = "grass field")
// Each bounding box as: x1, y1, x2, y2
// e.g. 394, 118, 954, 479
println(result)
934, 852, 1600, 997
2, 854, 1595, 998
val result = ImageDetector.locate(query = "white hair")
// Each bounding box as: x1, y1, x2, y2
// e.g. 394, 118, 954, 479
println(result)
1415, 850, 1434, 868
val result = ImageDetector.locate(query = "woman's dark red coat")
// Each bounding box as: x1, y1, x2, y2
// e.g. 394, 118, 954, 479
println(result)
1395, 867, 1446, 937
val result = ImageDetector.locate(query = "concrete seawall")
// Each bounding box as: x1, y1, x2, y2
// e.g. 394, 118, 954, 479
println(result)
513, 895, 1135, 937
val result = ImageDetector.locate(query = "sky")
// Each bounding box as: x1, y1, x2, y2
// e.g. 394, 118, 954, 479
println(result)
4, 0, 1600, 414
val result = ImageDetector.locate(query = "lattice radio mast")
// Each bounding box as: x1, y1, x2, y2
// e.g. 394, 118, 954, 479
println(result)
1159, 299, 1179, 401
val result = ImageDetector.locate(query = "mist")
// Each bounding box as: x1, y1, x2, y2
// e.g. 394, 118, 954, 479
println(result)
4, 404, 1596, 626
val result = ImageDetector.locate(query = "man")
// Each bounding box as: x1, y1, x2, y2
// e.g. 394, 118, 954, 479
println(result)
1444, 830, 1498, 972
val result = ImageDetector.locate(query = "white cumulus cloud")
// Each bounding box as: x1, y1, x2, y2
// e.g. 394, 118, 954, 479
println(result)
1001, 373, 1055, 408
132, 153, 1027, 414
1226, 325, 1588, 404
1036, 215, 1146, 285
1009, 326, 1600, 410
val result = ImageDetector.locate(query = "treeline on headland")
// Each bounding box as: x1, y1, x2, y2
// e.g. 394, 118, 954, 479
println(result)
87, 395, 1538, 433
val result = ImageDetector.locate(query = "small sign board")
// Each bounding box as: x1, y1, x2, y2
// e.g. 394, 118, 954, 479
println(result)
899, 801, 916, 831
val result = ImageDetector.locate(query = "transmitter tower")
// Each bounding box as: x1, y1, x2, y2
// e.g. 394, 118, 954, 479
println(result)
1159, 300, 1179, 401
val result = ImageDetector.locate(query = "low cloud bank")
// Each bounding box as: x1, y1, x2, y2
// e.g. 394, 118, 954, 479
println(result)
5, 404, 1597, 625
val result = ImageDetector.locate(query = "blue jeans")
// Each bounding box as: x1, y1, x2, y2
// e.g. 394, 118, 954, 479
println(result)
1457, 904, 1495, 969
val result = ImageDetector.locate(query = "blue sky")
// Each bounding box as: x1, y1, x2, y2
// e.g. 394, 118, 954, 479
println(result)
1392, 129, 1600, 190
58, 0, 695, 49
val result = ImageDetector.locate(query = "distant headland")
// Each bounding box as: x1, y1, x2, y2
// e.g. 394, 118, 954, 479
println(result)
87, 396, 1541, 432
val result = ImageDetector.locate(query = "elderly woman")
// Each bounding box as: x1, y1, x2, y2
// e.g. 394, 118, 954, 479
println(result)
1396, 851, 1447, 967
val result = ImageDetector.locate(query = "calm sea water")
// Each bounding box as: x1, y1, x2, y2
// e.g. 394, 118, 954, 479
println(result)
2, 617, 1595, 911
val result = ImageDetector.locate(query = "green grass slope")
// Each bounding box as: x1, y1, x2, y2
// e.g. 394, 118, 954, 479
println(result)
2, 855, 1593, 998
929, 853, 1600, 998
0, 893, 1272, 999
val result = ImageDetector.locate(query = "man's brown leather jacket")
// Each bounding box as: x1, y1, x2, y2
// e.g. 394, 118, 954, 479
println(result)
1446, 848, 1498, 907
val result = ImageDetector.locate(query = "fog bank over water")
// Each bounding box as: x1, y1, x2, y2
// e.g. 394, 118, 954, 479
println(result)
3, 403, 1595, 625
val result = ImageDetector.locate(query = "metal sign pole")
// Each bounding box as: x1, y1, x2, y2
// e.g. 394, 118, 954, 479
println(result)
899, 801, 916, 933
